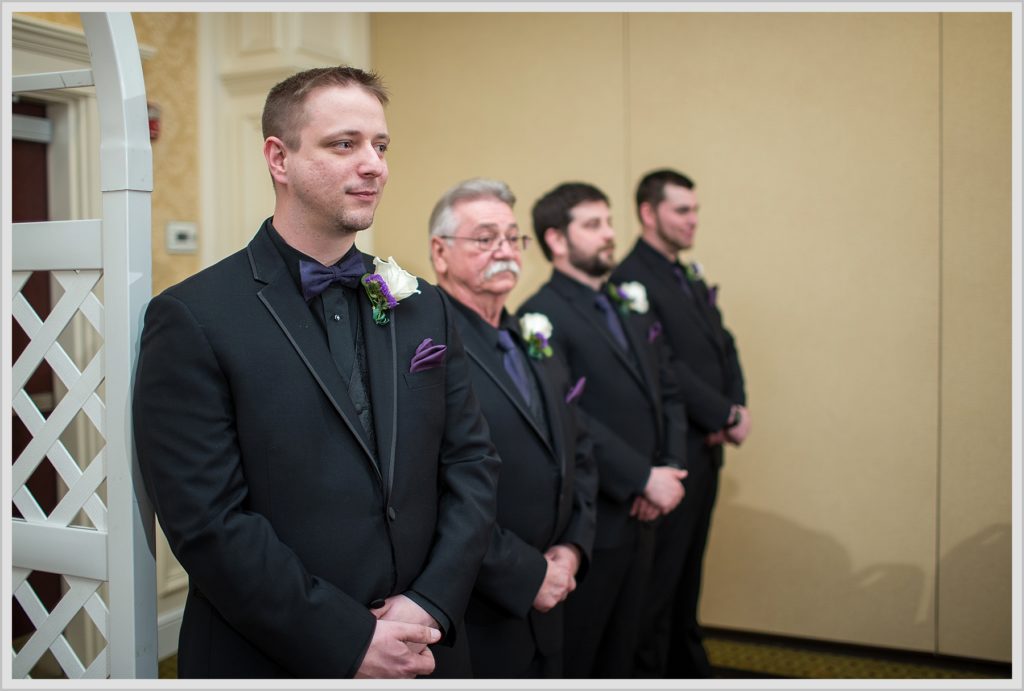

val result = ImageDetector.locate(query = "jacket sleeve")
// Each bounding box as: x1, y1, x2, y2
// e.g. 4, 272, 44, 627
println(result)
471, 524, 549, 619
722, 326, 747, 406
556, 400, 599, 580
404, 288, 501, 642
652, 329, 690, 469
133, 293, 377, 678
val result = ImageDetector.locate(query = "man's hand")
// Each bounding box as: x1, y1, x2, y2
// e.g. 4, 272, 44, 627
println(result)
726, 405, 751, 445
545, 543, 582, 577
532, 549, 577, 613
371, 594, 439, 654
354, 619, 440, 678
643, 466, 688, 514
629, 495, 662, 522
705, 430, 727, 446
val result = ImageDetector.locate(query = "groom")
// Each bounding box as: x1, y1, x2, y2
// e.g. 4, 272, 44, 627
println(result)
133, 66, 500, 679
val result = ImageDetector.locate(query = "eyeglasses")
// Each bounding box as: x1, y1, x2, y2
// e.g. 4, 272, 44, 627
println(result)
440, 233, 531, 253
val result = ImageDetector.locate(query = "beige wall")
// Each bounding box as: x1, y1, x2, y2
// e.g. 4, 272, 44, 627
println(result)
373, 11, 1013, 661
938, 13, 1013, 661
19, 12, 201, 294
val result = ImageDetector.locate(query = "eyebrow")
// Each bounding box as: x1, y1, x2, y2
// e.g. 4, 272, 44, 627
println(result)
322, 129, 391, 142
472, 222, 519, 233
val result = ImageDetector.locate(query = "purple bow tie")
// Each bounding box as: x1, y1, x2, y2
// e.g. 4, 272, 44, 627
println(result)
299, 252, 366, 302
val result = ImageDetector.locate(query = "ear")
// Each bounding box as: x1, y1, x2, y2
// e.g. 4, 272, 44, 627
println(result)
263, 136, 290, 187
544, 227, 567, 259
429, 235, 449, 277
638, 201, 656, 229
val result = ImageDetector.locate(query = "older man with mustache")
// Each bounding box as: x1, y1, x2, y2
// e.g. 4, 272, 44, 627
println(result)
429, 178, 598, 678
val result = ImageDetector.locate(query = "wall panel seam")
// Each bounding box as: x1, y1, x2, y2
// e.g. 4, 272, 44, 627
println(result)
935, 10, 944, 659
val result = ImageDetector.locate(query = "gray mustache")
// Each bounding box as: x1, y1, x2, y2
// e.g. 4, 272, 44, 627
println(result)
484, 261, 521, 280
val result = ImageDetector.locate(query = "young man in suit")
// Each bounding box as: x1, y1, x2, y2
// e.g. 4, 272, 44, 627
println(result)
518, 182, 689, 678
428, 178, 598, 677
613, 169, 750, 678
132, 67, 500, 679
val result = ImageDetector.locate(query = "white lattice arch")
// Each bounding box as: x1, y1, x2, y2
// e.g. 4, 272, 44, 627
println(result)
10, 13, 156, 679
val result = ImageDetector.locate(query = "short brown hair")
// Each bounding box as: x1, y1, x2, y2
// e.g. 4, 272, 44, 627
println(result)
261, 66, 389, 150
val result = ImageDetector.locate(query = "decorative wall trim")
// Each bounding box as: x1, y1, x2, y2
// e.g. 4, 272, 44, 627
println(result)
157, 607, 184, 660
12, 15, 156, 62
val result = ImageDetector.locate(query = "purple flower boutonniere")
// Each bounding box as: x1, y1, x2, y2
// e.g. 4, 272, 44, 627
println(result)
519, 313, 554, 359
684, 261, 704, 282
361, 256, 421, 325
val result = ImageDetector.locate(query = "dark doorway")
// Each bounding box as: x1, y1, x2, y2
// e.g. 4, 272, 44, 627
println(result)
11, 98, 61, 642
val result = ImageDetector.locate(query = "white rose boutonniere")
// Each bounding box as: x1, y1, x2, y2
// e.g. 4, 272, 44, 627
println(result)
618, 281, 649, 314
519, 312, 554, 359
361, 256, 421, 325
684, 261, 704, 282
608, 281, 649, 315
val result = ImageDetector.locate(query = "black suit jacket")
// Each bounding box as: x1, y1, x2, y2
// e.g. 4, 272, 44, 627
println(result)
445, 296, 598, 675
518, 270, 687, 549
133, 219, 500, 678
613, 238, 746, 465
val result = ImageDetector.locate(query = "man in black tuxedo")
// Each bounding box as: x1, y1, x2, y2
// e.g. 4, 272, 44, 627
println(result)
613, 169, 750, 678
132, 67, 500, 679
427, 178, 598, 677
518, 182, 689, 678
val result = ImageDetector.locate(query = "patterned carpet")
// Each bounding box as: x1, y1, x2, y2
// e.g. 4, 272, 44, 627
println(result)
157, 629, 1011, 679
704, 628, 1011, 679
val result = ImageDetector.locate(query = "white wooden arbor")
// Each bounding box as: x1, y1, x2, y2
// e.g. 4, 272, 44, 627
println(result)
10, 13, 156, 679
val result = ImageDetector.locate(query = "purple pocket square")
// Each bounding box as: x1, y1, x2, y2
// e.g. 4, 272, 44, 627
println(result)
647, 321, 663, 344
707, 285, 719, 307
410, 338, 447, 373
565, 376, 586, 404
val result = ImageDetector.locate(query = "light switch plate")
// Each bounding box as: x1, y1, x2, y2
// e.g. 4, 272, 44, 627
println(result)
166, 221, 198, 254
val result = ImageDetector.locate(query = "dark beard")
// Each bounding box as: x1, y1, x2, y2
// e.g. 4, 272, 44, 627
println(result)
568, 241, 615, 278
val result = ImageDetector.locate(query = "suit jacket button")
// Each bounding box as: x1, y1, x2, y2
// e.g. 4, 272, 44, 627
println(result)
387, 506, 397, 521
369, 598, 386, 609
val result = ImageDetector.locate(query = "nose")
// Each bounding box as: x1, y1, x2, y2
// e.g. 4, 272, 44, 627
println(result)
358, 143, 386, 178
493, 236, 517, 258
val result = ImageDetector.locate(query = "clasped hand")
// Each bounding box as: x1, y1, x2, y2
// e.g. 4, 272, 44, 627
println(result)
631, 465, 688, 521
355, 594, 440, 678
533, 544, 581, 612
706, 405, 751, 447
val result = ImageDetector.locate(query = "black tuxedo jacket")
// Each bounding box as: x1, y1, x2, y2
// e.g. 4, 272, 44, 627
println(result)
613, 238, 746, 464
445, 296, 598, 675
518, 270, 687, 549
133, 219, 500, 678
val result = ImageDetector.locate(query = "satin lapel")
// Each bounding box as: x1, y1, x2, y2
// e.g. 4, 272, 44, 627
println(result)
527, 355, 567, 476
623, 317, 656, 395
647, 253, 720, 347
689, 280, 727, 350
359, 275, 398, 502
565, 296, 648, 392
464, 343, 556, 460
250, 242, 380, 477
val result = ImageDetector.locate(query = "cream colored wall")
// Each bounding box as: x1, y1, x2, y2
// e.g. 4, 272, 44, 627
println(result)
371, 13, 630, 309
937, 13, 1012, 661
19, 12, 201, 294
372, 11, 1013, 661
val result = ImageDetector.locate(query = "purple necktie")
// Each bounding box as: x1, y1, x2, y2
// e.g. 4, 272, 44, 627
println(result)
594, 293, 629, 351
497, 329, 532, 405
299, 252, 366, 302
672, 265, 694, 300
